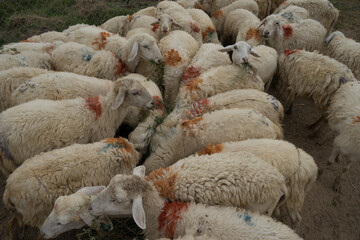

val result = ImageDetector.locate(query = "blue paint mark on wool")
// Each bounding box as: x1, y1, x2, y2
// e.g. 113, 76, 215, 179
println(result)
99, 142, 124, 153
236, 212, 255, 226
81, 49, 94, 62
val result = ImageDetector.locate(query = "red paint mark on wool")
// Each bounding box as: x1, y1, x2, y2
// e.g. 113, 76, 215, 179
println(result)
283, 49, 301, 56
211, 9, 223, 18
152, 24, 160, 32
178, 2, 184, 7
114, 57, 127, 75
153, 96, 166, 110
86, 96, 102, 120
282, 24, 293, 39
158, 201, 189, 238
128, 15, 133, 22
187, 98, 209, 117
182, 65, 201, 81
185, 78, 203, 92
190, 22, 200, 33
54, 203, 58, 210
352, 116, 360, 124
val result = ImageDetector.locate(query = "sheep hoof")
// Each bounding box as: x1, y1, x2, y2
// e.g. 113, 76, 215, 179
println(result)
333, 177, 341, 193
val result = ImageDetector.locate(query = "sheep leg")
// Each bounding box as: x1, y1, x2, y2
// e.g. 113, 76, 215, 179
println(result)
327, 147, 340, 165
333, 155, 353, 193
286, 206, 302, 231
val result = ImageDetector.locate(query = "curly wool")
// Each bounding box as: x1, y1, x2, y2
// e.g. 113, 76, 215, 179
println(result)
0, 50, 53, 72
3, 137, 140, 227
186, 9, 219, 43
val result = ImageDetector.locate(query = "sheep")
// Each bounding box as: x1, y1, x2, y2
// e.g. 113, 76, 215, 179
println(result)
197, 138, 318, 229
176, 0, 198, 8
182, 43, 231, 82
144, 108, 283, 174
186, 9, 219, 43
156, 233, 220, 240
133, 6, 157, 17
210, 0, 259, 37
3, 137, 140, 230
220, 41, 278, 91
100, 15, 132, 35
25, 31, 68, 43
274, 0, 339, 35
159, 30, 200, 106
62, 23, 93, 33
327, 81, 360, 192
0, 76, 154, 176
222, 9, 262, 46
1, 42, 60, 55
176, 64, 264, 109
323, 31, 360, 80
88, 166, 302, 240
0, 50, 53, 71
52, 42, 127, 80
0, 67, 49, 112
259, 15, 327, 53
151, 89, 284, 150
40, 186, 113, 239
276, 49, 357, 123
276, 5, 310, 23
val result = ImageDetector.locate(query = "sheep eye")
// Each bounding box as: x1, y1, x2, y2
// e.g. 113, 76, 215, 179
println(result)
234, 46, 238, 50
132, 91, 140, 95
170, 19, 174, 22
158, 18, 161, 21
56, 222, 62, 226
275, 22, 279, 25
143, 45, 149, 49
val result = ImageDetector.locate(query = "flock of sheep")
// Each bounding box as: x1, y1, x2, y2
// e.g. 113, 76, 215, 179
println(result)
0, 0, 359, 239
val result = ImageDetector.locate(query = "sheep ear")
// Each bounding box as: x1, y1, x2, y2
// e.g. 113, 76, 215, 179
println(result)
128, 40, 139, 62
78, 209, 95, 227
218, 45, 234, 52
112, 88, 126, 110
78, 186, 105, 196
151, 21, 159, 26
133, 166, 145, 179
258, 19, 265, 28
250, 50, 261, 58
325, 32, 336, 47
132, 195, 146, 229
172, 20, 183, 28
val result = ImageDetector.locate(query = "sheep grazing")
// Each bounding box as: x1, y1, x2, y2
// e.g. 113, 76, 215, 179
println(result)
151, 89, 283, 150
89, 166, 302, 240
159, 30, 200, 106
40, 186, 113, 239
198, 138, 318, 229
277, 49, 357, 122
274, 0, 339, 35
3, 137, 139, 230
25, 31, 68, 43
100, 15, 132, 35
145, 108, 283, 174
0, 50, 53, 71
327, 82, 360, 192
0, 67, 49, 112
186, 8, 219, 43
176, 64, 264, 108
323, 31, 360, 80
210, 0, 259, 37
259, 15, 327, 53
222, 9, 261, 46
0, 76, 154, 176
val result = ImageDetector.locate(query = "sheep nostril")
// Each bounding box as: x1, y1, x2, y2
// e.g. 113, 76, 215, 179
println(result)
88, 206, 93, 211
243, 58, 248, 63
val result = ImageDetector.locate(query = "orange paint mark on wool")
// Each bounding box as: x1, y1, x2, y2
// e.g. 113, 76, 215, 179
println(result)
194, 2, 202, 9
190, 22, 200, 33
185, 77, 203, 92
158, 201, 189, 238
86, 96, 102, 120
152, 24, 160, 32
352, 116, 360, 124
282, 24, 293, 39
178, 2, 184, 7
146, 167, 177, 199
186, 98, 209, 117
182, 65, 201, 81
211, 9, 223, 18
128, 15, 134, 22
202, 26, 216, 41
180, 117, 203, 130
103, 137, 134, 154
153, 96, 166, 111
92, 32, 111, 50
164, 49, 182, 66
21, 39, 34, 42
245, 28, 260, 42
197, 143, 224, 156
114, 57, 127, 75
284, 49, 301, 56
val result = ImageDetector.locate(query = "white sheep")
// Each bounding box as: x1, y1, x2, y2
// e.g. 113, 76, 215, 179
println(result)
159, 30, 200, 106
186, 8, 219, 43
327, 81, 360, 192
176, 64, 264, 109
0, 67, 49, 112
323, 31, 360, 80
274, 0, 339, 35
176, 0, 198, 8
210, 0, 259, 37
145, 108, 283, 174
0, 76, 154, 176
259, 15, 327, 53
220, 41, 278, 91
133, 6, 157, 17
62, 23, 93, 33
151, 89, 283, 150
25, 31, 68, 43
3, 137, 140, 229
197, 138, 318, 229
100, 15, 132, 35
1, 42, 60, 55
276, 5, 310, 22
40, 186, 113, 239
222, 9, 262, 46
0, 50, 53, 71
88, 166, 302, 240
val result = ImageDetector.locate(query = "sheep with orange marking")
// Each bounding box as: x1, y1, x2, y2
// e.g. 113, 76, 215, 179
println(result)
0, 50, 53, 72
197, 138, 318, 229
222, 9, 262, 46
210, 0, 259, 37
259, 14, 327, 53
88, 166, 302, 240
159, 30, 200, 106
100, 15, 132, 35
25, 31, 68, 43
176, 0, 198, 8
1, 41, 62, 55
144, 108, 283, 173
0, 76, 154, 176
0, 67, 49, 112
150, 89, 283, 151
186, 8, 219, 43
3, 137, 140, 234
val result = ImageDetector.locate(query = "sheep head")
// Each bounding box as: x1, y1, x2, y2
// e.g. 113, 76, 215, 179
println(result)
324, 31, 345, 47
219, 41, 260, 65
40, 186, 112, 239
259, 15, 282, 39
151, 14, 182, 36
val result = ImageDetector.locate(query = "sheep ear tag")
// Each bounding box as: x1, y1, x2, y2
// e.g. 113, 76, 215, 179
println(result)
128, 40, 139, 62
112, 88, 125, 110
133, 165, 145, 179
132, 195, 146, 229
218, 45, 234, 52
